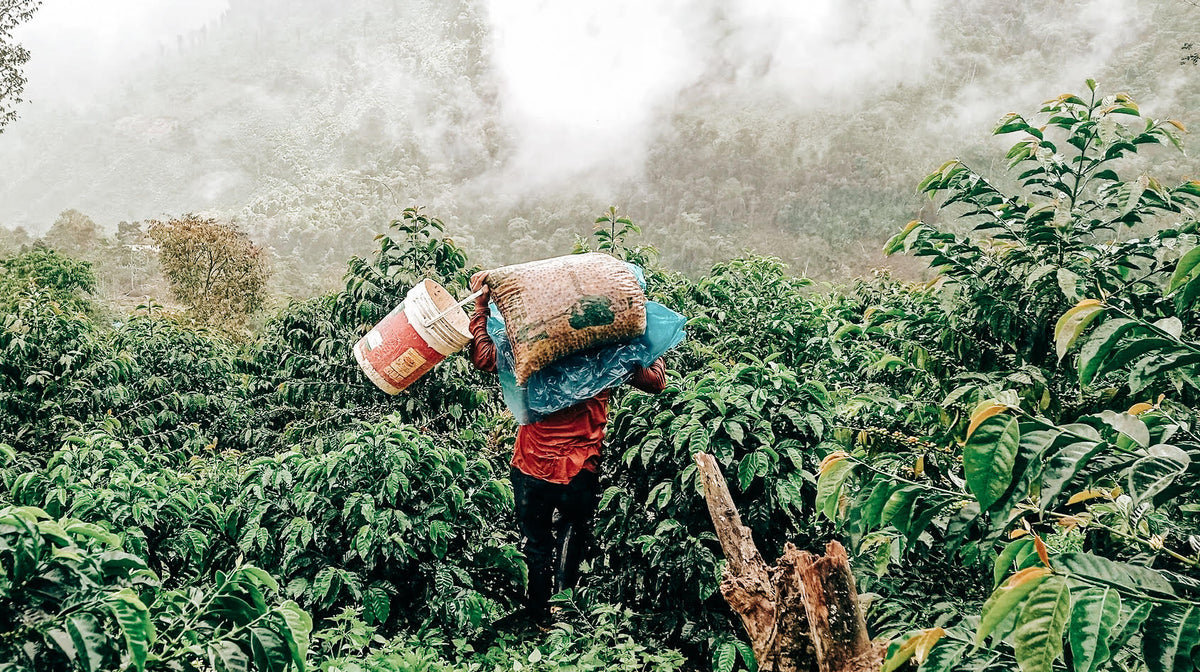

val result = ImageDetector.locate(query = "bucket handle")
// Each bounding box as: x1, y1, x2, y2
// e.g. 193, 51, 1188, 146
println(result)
422, 289, 484, 328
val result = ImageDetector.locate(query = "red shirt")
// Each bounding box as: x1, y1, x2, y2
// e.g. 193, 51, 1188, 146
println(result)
469, 307, 666, 485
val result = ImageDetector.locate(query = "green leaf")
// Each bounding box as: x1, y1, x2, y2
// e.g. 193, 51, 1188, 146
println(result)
107, 588, 154, 672
816, 458, 853, 521
994, 538, 1035, 588
640, 436, 662, 467
1128, 445, 1191, 507
364, 586, 391, 626
1168, 245, 1200, 293
209, 640, 250, 672
249, 624, 291, 672
66, 613, 109, 672
1144, 604, 1200, 672
880, 487, 920, 531
738, 451, 768, 491
713, 639, 736, 672
1056, 268, 1081, 301
238, 565, 280, 593
885, 220, 924, 255
1055, 300, 1106, 360
1098, 410, 1149, 447
963, 415, 1020, 511
1013, 577, 1070, 672
1039, 439, 1104, 511
1056, 552, 1176, 597
976, 567, 1052, 644
1129, 352, 1200, 394
1110, 602, 1153, 654
725, 420, 745, 444
1069, 587, 1122, 672
275, 601, 312, 672
732, 639, 758, 672
923, 635, 970, 672
47, 628, 79, 666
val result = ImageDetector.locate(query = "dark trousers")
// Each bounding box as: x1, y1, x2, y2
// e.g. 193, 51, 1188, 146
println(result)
510, 467, 600, 617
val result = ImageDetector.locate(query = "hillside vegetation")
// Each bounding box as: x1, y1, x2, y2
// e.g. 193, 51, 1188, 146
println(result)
2, 84, 1199, 672
2, 0, 1199, 291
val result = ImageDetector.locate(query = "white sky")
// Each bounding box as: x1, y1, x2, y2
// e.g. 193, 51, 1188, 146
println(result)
15, 0, 229, 106
4, 0, 1148, 212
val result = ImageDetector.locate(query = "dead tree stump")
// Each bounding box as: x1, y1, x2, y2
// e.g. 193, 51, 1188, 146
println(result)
695, 452, 886, 672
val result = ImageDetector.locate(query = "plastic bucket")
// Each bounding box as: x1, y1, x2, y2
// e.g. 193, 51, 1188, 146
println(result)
353, 279, 473, 394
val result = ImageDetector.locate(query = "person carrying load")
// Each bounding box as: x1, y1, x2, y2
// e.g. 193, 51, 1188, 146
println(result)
467, 270, 666, 623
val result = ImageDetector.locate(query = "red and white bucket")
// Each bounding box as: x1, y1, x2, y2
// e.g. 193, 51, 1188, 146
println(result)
353, 279, 474, 394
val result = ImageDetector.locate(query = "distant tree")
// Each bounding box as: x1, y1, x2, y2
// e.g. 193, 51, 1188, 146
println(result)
0, 224, 30, 253
148, 214, 271, 328
0, 0, 41, 132
42, 208, 99, 257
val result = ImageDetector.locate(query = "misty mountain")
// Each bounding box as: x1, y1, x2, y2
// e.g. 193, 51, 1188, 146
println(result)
0, 0, 1197, 295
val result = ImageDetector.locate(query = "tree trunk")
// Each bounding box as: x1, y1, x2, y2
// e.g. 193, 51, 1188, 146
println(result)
695, 453, 886, 672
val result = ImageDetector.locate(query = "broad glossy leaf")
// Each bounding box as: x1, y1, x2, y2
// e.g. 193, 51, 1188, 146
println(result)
238, 566, 280, 593
1055, 300, 1106, 360
967, 401, 1008, 438
1079, 318, 1140, 385
47, 628, 78, 665
1129, 352, 1200, 394
994, 538, 1035, 588
879, 486, 920, 529
855, 480, 897, 534
963, 415, 1020, 511
1168, 245, 1200, 293
882, 628, 946, 672
1069, 587, 1121, 672
815, 457, 853, 521
713, 639, 736, 672
107, 588, 154, 672
1127, 445, 1190, 507
1099, 410, 1149, 447
885, 220, 924, 255
1039, 439, 1105, 511
738, 451, 769, 491
922, 634, 970, 672
1144, 604, 1200, 672
364, 586, 391, 626
276, 601, 312, 672
1056, 552, 1176, 597
976, 566, 1052, 644
1110, 602, 1153, 654
66, 613, 108, 672
209, 640, 250, 672
249, 624, 291, 672
1013, 577, 1070, 672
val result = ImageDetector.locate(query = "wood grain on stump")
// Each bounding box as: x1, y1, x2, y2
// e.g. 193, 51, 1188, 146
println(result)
695, 453, 887, 672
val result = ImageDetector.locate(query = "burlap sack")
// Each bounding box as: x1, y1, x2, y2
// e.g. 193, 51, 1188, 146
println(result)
486, 253, 647, 385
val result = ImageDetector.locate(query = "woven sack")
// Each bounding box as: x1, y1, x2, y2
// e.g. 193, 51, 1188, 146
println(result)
486, 253, 647, 385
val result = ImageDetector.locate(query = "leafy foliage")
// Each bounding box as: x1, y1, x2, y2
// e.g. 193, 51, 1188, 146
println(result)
0, 505, 310, 672
0, 0, 40, 132
3, 81, 1199, 672
0, 247, 96, 313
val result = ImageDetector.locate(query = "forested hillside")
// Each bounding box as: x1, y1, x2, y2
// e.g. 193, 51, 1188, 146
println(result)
1, 0, 1198, 293
2, 83, 1199, 672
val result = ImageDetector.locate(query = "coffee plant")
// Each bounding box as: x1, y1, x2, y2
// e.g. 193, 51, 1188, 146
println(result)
1, 82, 1197, 672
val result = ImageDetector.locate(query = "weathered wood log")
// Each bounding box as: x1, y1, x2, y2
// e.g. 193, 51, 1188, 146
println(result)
695, 451, 780, 667
695, 452, 886, 672
772, 544, 818, 672
793, 542, 883, 672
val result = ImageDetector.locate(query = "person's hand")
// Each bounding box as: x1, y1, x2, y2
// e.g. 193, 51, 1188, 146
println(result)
470, 270, 490, 310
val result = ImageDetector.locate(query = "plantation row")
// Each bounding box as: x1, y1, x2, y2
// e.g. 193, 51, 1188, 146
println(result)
2, 83, 1199, 672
